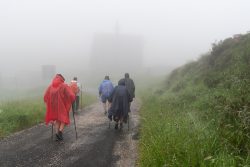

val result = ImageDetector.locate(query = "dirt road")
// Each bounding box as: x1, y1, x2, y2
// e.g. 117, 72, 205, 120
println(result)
0, 100, 140, 167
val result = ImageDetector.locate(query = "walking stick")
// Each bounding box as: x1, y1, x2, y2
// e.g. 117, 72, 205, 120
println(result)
128, 114, 130, 131
80, 84, 83, 109
51, 123, 54, 140
72, 108, 78, 140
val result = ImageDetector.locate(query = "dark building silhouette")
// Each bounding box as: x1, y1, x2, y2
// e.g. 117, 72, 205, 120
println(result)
90, 32, 144, 76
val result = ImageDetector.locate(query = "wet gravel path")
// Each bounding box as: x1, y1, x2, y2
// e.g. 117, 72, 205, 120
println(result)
0, 100, 140, 167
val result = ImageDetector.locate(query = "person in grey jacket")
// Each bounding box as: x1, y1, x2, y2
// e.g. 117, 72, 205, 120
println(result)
124, 73, 135, 107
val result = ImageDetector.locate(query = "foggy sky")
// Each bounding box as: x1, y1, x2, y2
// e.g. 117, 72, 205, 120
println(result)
1, 0, 250, 77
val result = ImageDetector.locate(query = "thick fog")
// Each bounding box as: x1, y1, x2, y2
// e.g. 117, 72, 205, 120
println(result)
0, 0, 250, 90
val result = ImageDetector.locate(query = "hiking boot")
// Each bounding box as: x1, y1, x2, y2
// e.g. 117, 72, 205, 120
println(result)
59, 131, 63, 140
56, 131, 63, 141
115, 123, 118, 130
55, 133, 60, 141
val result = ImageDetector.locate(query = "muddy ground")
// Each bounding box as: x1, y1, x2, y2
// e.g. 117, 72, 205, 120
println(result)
0, 100, 140, 167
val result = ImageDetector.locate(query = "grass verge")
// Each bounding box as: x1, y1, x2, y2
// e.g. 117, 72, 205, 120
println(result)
0, 93, 96, 138
139, 92, 250, 167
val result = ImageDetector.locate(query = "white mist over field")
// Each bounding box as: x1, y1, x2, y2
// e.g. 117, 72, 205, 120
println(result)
0, 0, 250, 92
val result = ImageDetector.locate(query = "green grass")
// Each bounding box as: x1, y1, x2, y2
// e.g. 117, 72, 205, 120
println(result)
81, 93, 97, 108
139, 33, 250, 166
0, 97, 45, 138
0, 92, 96, 138
139, 94, 249, 167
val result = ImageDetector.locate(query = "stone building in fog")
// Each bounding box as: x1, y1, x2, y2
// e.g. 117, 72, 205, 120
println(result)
90, 32, 144, 76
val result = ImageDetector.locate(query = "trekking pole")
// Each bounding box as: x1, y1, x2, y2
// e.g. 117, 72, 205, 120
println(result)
72, 108, 78, 140
80, 84, 83, 109
51, 123, 54, 140
128, 114, 129, 131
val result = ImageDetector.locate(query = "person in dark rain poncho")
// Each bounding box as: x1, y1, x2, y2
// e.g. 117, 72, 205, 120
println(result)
44, 74, 75, 141
124, 73, 135, 112
108, 79, 132, 129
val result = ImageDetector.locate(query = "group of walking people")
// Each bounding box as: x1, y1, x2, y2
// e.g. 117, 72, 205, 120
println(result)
98, 73, 135, 129
44, 74, 81, 141
43, 73, 135, 141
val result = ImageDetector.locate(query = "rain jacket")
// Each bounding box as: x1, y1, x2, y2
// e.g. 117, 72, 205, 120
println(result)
44, 75, 75, 125
98, 79, 114, 97
124, 78, 135, 99
108, 79, 132, 123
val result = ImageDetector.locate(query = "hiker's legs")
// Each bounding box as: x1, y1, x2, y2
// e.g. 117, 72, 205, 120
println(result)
101, 95, 108, 114
76, 96, 80, 110
102, 99, 109, 114
114, 119, 118, 129
108, 102, 111, 111
59, 122, 65, 132
102, 102, 107, 112
55, 120, 65, 141
55, 120, 60, 133
128, 102, 131, 112
58, 122, 65, 140
119, 117, 123, 123
119, 117, 123, 129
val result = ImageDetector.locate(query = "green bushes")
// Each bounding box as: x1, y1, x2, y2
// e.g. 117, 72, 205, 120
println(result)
139, 91, 250, 166
139, 33, 250, 166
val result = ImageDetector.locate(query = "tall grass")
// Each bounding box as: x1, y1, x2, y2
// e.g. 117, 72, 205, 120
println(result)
0, 93, 96, 138
0, 97, 45, 138
139, 93, 250, 166
81, 93, 97, 108
139, 34, 250, 166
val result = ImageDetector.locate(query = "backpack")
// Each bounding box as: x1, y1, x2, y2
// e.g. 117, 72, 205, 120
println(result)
70, 82, 79, 94
101, 81, 113, 97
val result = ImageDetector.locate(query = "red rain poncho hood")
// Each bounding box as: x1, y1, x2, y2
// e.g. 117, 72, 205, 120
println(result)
52, 74, 64, 88
44, 75, 75, 125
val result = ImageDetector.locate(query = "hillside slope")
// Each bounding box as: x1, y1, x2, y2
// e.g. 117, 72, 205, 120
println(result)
139, 33, 250, 166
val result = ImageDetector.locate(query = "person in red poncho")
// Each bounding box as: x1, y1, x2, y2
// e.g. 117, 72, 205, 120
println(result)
44, 74, 75, 141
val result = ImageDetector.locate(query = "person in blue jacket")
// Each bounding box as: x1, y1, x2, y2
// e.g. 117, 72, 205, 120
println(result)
99, 75, 114, 114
